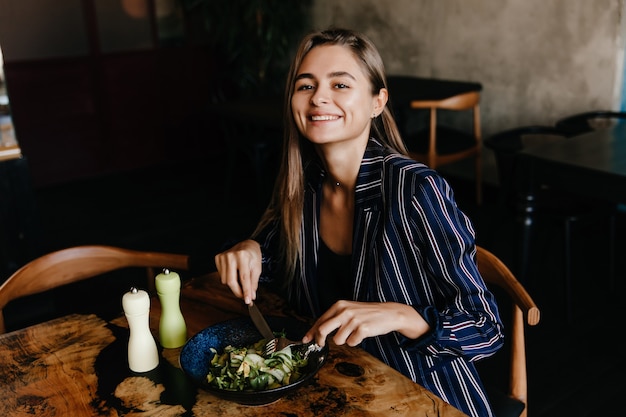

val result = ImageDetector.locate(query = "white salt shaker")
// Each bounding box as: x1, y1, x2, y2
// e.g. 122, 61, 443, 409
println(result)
122, 287, 159, 372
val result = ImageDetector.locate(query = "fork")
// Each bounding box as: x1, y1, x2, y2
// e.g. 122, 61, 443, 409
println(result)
248, 301, 321, 357
263, 336, 321, 358
261, 336, 278, 356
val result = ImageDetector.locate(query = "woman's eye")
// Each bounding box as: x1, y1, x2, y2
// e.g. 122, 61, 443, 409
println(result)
296, 84, 313, 91
334, 83, 348, 89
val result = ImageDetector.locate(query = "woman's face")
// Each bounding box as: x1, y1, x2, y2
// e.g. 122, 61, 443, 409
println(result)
291, 45, 386, 147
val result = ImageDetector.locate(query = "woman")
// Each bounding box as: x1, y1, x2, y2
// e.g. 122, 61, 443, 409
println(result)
215, 28, 504, 417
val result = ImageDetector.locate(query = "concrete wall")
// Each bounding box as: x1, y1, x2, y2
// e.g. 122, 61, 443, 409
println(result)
1, 0, 624, 184
2, 0, 623, 137
311, 0, 626, 137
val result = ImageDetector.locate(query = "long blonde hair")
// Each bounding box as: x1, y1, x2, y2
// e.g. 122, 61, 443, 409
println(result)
252, 28, 407, 283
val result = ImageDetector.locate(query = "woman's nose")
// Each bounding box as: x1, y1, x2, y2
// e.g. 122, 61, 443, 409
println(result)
310, 88, 329, 105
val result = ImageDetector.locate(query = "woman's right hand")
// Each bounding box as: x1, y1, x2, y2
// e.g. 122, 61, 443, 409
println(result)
214, 239, 263, 305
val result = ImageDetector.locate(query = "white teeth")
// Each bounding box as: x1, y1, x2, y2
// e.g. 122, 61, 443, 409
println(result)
311, 115, 338, 121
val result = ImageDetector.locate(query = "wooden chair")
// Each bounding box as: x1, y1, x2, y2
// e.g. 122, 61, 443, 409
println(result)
409, 90, 483, 204
476, 245, 540, 417
0, 245, 190, 334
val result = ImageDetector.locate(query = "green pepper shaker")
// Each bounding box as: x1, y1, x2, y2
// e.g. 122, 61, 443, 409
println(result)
155, 268, 187, 348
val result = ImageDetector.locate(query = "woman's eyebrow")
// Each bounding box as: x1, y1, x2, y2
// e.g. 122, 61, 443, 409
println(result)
329, 71, 356, 80
295, 71, 356, 81
295, 73, 314, 81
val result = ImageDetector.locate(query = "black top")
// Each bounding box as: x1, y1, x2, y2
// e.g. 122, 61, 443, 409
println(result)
316, 239, 352, 312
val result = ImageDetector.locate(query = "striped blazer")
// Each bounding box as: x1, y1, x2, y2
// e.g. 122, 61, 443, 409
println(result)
256, 138, 504, 417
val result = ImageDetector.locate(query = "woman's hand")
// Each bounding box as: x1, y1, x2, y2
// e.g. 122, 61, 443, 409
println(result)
302, 300, 430, 347
214, 239, 262, 304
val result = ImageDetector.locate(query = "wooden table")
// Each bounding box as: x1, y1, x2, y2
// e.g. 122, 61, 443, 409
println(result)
0, 272, 467, 417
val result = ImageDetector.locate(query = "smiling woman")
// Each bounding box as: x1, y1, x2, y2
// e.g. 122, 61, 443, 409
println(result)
213, 28, 505, 417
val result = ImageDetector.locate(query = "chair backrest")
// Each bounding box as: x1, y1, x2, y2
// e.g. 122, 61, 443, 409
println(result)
0, 245, 190, 334
555, 110, 626, 137
476, 245, 540, 417
409, 91, 482, 204
409, 91, 482, 165
385, 75, 483, 203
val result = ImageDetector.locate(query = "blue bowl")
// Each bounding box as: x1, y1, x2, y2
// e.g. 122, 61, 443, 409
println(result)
179, 316, 328, 405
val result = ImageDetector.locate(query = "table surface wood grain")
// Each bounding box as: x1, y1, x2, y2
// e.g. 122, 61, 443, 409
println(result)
0, 272, 467, 417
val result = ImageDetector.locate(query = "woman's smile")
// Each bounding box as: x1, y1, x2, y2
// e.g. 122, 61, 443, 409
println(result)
310, 114, 340, 121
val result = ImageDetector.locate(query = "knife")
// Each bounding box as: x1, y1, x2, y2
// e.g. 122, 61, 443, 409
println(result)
248, 302, 275, 341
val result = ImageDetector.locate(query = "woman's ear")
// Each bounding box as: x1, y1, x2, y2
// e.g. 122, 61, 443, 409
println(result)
373, 88, 388, 116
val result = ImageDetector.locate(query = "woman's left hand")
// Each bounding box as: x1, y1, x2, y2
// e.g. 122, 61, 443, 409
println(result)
302, 300, 430, 347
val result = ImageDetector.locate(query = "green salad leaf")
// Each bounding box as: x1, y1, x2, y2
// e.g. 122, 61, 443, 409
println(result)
206, 337, 310, 391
